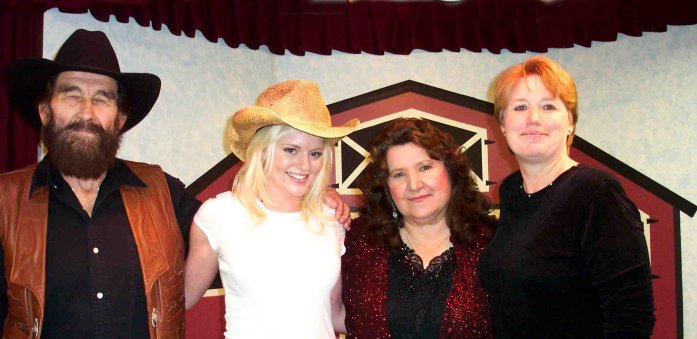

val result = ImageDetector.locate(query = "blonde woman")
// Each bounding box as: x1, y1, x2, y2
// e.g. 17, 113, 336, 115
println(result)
185, 80, 359, 338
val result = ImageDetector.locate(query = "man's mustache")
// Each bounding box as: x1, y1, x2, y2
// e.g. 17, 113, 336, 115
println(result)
63, 120, 106, 134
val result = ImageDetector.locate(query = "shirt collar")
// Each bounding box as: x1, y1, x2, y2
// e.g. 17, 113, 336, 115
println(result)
29, 155, 146, 197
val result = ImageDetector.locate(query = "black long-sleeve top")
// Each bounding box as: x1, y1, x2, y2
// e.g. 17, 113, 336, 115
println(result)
477, 165, 654, 338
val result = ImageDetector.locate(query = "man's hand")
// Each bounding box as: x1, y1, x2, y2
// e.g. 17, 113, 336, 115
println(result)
323, 189, 351, 230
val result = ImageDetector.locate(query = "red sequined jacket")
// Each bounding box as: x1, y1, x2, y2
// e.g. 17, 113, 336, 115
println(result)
342, 218, 493, 339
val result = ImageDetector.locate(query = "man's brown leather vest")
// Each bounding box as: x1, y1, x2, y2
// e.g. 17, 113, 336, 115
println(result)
0, 161, 185, 338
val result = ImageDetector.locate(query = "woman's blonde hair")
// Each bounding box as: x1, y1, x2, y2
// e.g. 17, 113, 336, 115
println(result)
232, 124, 334, 227
493, 55, 579, 149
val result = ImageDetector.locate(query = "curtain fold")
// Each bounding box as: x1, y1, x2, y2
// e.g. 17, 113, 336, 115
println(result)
4, 0, 696, 56
0, 7, 42, 173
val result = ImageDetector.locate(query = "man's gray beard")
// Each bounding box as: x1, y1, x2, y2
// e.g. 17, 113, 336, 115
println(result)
41, 107, 123, 179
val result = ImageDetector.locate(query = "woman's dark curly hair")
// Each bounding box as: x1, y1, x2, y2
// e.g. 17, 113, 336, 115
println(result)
357, 118, 496, 248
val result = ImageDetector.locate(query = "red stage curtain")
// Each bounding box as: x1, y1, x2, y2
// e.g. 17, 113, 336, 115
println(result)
1, 0, 696, 172
4, 0, 697, 55
0, 6, 41, 173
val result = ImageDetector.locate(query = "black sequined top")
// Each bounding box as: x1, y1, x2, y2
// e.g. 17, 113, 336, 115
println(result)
387, 244, 456, 339
342, 218, 493, 339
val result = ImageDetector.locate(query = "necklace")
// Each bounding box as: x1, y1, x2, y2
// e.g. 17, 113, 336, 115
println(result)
521, 180, 553, 197
69, 184, 100, 194
399, 227, 452, 259
521, 164, 578, 197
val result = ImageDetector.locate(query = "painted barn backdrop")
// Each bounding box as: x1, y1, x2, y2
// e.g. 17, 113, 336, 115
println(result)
184, 81, 695, 338
1, 1, 696, 338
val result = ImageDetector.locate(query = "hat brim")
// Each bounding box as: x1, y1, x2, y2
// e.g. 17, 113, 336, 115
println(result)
227, 105, 360, 161
6, 57, 160, 132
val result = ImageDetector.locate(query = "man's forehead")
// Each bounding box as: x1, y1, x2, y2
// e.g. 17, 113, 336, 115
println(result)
56, 71, 118, 89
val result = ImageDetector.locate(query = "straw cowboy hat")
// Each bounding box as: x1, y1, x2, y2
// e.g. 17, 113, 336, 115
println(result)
6, 29, 161, 132
227, 80, 360, 161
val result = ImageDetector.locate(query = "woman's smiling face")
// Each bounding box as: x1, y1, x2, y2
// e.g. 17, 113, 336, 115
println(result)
386, 142, 452, 227
265, 128, 326, 211
501, 75, 574, 164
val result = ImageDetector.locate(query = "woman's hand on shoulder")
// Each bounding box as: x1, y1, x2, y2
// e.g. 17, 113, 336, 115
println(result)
323, 189, 352, 231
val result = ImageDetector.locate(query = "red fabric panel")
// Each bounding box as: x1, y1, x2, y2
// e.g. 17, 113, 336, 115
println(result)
185, 295, 225, 339
2, 0, 696, 56
0, 7, 41, 173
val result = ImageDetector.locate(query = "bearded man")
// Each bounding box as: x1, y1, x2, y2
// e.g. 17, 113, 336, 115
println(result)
0, 29, 201, 338
0, 29, 352, 339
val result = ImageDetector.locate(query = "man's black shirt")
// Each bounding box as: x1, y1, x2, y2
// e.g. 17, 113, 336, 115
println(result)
0, 157, 200, 338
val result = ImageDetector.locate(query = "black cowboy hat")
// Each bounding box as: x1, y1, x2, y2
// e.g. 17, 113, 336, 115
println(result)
5, 29, 161, 132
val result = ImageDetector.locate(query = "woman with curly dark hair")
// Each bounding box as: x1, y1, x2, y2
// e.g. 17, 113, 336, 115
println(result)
342, 117, 496, 338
